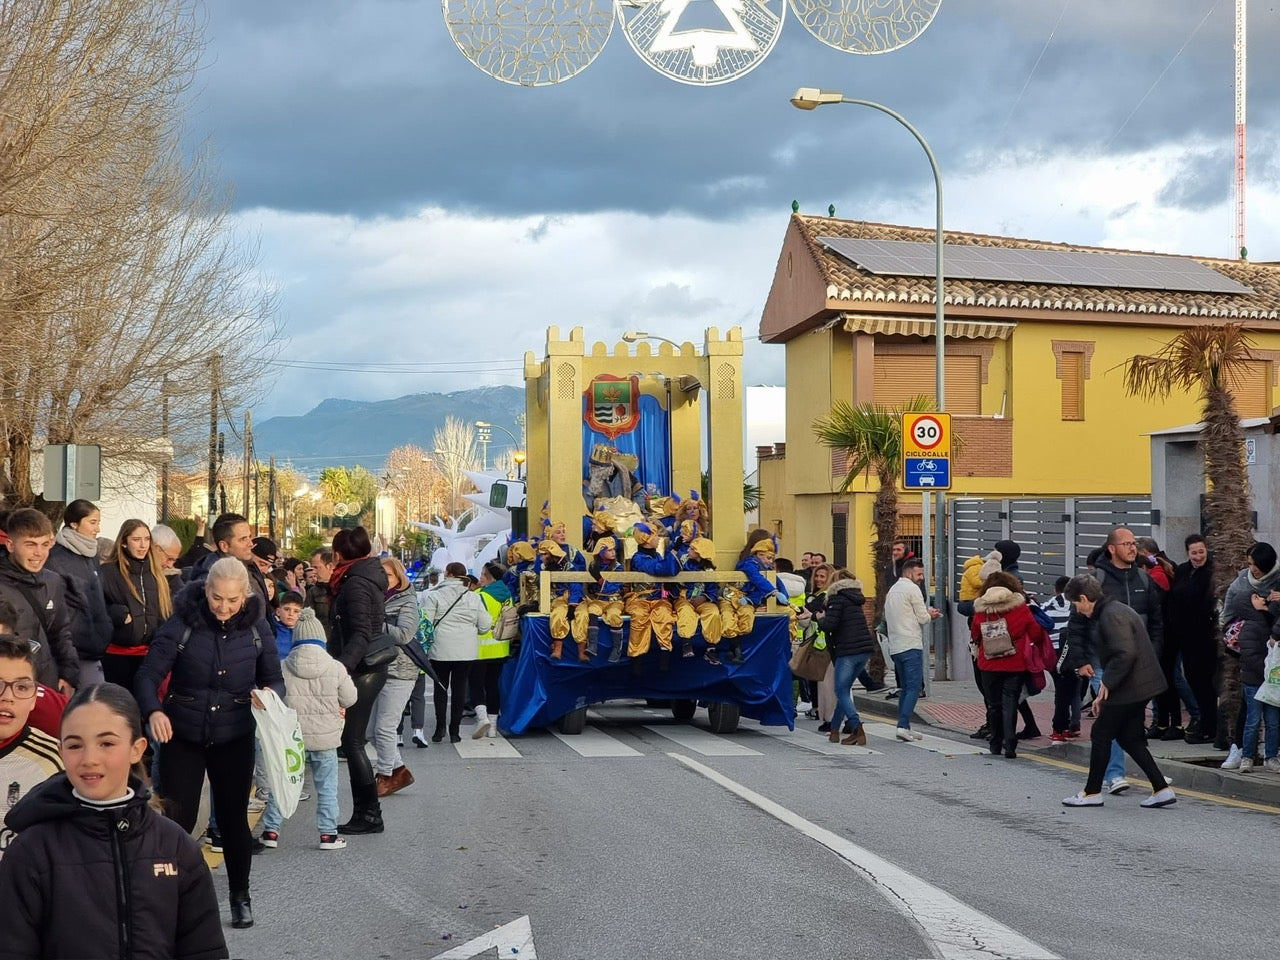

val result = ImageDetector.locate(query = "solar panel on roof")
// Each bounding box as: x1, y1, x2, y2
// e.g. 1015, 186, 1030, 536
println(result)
817, 237, 1253, 295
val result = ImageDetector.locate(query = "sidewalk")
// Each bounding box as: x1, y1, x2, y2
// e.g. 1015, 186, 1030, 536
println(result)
846, 679, 1280, 809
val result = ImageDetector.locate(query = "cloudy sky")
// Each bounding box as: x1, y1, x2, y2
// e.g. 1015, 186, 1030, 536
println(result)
192, 0, 1280, 421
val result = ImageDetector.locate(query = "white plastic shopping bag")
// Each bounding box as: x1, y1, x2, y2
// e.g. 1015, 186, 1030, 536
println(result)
1256, 643, 1280, 708
252, 687, 306, 819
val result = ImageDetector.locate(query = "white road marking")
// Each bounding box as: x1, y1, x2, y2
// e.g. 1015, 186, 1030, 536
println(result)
861, 721, 988, 756
552, 725, 643, 757
671, 753, 1060, 960
453, 732, 523, 759
751, 724, 882, 756
643, 724, 762, 757
432, 914, 537, 959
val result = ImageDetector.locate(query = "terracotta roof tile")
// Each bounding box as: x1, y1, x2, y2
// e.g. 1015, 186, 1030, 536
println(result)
795, 214, 1280, 320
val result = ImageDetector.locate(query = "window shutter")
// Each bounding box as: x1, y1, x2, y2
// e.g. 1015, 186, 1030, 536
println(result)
1060, 351, 1084, 420
1225, 360, 1271, 418
873, 355, 981, 414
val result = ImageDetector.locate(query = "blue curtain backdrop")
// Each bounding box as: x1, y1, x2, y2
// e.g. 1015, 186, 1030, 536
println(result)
582, 393, 671, 496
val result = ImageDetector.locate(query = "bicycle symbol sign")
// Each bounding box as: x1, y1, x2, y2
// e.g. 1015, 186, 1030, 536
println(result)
901, 412, 951, 490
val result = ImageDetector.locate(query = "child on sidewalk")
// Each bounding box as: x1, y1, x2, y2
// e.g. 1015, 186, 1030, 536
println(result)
256, 608, 356, 851
1044, 576, 1082, 742
0, 635, 65, 861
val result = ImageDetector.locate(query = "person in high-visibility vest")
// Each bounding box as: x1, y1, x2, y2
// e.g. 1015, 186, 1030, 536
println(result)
473, 561, 514, 738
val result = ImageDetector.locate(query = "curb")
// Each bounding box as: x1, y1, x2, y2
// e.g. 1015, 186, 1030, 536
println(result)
850, 691, 1280, 810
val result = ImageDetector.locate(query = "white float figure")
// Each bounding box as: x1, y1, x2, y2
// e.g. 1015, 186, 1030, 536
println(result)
410, 470, 513, 574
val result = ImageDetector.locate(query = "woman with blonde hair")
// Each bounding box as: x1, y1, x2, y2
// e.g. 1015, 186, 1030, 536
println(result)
368, 555, 422, 797
100, 519, 172, 692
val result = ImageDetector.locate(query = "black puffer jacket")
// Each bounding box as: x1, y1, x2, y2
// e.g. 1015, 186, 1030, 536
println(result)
1166, 559, 1215, 647
101, 555, 167, 649
1090, 596, 1168, 705
1061, 557, 1165, 673
817, 579, 876, 659
330, 557, 388, 673
45, 544, 113, 661
0, 774, 228, 960
0, 558, 80, 688
134, 588, 283, 746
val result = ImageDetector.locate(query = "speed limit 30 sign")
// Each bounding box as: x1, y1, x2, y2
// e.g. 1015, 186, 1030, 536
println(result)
902, 412, 952, 490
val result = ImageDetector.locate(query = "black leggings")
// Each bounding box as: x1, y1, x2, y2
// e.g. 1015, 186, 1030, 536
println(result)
160, 734, 255, 895
1085, 699, 1168, 795
342, 668, 388, 794
1182, 637, 1218, 737
433, 660, 481, 735
479, 658, 505, 714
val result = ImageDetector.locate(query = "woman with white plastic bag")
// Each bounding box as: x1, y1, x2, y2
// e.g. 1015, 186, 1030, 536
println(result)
1240, 615, 1280, 773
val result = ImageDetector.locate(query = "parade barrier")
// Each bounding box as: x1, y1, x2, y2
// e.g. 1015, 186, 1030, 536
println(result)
499, 570, 795, 735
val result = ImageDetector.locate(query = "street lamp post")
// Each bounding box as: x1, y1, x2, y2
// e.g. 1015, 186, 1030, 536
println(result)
476, 420, 525, 477
622, 330, 683, 349
791, 87, 949, 682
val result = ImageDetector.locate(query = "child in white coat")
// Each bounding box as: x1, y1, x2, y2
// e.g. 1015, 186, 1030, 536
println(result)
256, 608, 356, 851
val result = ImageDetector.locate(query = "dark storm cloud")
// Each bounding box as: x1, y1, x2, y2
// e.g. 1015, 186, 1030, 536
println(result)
190, 1, 1280, 221
1155, 145, 1233, 211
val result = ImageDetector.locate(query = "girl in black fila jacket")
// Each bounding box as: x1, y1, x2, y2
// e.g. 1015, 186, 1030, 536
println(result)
0, 682, 228, 960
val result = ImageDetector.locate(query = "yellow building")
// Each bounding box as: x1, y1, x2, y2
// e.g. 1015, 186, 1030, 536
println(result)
758, 213, 1280, 589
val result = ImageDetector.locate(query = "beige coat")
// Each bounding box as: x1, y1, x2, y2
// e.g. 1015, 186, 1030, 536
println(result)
884, 576, 931, 656
282, 641, 358, 751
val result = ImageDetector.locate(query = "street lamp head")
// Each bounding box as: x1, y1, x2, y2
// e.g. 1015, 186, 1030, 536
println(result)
512, 451, 526, 465
621, 331, 648, 343
790, 87, 844, 110
475, 420, 490, 427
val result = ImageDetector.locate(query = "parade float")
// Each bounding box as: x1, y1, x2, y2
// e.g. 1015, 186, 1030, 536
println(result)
496, 326, 794, 735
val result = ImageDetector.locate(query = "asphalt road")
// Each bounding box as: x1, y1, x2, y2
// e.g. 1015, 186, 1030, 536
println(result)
223, 702, 1276, 960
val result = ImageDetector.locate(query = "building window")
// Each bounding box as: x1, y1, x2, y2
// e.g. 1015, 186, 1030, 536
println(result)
1225, 360, 1272, 418
1051, 340, 1095, 422
873, 355, 982, 414
1060, 351, 1085, 421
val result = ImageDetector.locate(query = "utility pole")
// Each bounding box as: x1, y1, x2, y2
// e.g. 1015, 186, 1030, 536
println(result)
268, 456, 277, 542
207, 355, 220, 517
243, 410, 252, 519
160, 379, 170, 522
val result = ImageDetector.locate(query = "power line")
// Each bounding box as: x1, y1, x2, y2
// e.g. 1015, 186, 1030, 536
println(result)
1106, 0, 1221, 150
996, 0, 1070, 146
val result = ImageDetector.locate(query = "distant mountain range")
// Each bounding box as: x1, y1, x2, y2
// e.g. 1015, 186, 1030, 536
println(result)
253, 386, 525, 475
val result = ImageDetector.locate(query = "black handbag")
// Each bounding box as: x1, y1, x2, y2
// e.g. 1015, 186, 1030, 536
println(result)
360, 632, 399, 670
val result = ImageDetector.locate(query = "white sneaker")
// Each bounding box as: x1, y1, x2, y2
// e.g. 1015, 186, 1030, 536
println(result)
1263, 757, 1280, 775
1106, 778, 1131, 795
486, 721, 498, 738
472, 720, 491, 740
895, 727, 913, 742
1141, 787, 1177, 808
1062, 792, 1104, 807
910, 730, 923, 741
1221, 744, 1243, 769
1239, 757, 1254, 774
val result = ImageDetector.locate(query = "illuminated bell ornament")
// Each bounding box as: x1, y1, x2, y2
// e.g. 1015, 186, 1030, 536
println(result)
618, 0, 786, 86
443, 0, 615, 86
787, 0, 943, 55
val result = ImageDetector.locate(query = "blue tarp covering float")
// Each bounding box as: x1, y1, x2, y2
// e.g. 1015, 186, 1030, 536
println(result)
499, 614, 796, 735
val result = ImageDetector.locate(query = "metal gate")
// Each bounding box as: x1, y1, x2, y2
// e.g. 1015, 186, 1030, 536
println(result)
950, 496, 1152, 600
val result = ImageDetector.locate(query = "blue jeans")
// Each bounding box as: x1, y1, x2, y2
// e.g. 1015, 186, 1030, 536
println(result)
263, 748, 339, 836
1242, 685, 1280, 760
891, 649, 924, 729
830, 653, 871, 734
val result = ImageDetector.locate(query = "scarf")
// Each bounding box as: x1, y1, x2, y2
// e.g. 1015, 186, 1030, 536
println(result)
1246, 559, 1280, 591
56, 525, 99, 559
329, 558, 357, 599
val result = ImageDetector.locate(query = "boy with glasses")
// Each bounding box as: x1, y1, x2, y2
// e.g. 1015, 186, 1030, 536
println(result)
0, 633, 65, 860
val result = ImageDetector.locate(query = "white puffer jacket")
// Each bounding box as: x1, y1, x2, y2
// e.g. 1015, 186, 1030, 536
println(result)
421, 577, 492, 662
282, 640, 358, 751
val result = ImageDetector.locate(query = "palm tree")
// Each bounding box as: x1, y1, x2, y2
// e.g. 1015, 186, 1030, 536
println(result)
813, 396, 933, 682
1123, 322, 1256, 747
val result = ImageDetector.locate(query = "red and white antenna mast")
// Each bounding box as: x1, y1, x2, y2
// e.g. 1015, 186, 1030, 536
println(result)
1234, 0, 1247, 260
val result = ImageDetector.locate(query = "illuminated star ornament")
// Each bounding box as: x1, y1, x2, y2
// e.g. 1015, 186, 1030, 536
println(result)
443, 0, 944, 86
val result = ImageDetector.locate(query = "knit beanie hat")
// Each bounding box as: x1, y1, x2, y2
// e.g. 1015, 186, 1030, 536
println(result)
292, 607, 326, 645
978, 550, 1003, 581
993, 540, 1021, 568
